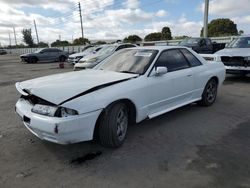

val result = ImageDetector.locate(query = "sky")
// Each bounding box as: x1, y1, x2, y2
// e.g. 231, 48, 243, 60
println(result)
0, 0, 249, 46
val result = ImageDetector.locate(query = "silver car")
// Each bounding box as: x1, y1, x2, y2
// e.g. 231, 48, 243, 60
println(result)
20, 48, 68, 63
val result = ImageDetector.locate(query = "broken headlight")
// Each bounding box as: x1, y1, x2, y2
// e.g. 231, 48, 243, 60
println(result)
32, 104, 58, 117
56, 107, 79, 117
32, 105, 78, 117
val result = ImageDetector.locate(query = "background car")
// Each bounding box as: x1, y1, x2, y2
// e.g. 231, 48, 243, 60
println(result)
74, 43, 136, 70
67, 46, 102, 64
15, 46, 225, 148
20, 48, 68, 63
0, 49, 7, 55
179, 37, 225, 54
216, 35, 250, 76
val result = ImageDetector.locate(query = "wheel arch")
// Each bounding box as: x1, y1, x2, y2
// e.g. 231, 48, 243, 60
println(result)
93, 98, 137, 139
209, 76, 219, 85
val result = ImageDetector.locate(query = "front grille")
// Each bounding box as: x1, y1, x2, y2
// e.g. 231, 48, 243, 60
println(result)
221, 56, 249, 67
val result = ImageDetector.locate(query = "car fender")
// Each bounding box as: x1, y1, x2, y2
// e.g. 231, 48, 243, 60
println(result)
62, 76, 149, 123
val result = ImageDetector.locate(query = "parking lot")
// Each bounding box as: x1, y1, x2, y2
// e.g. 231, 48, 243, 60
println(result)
0, 54, 250, 188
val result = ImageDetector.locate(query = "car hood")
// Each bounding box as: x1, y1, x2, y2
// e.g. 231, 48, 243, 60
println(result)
69, 51, 92, 58
79, 52, 111, 62
216, 48, 250, 57
17, 69, 138, 105
20, 53, 37, 57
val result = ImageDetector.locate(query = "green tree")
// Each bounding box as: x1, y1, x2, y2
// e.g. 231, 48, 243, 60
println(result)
161, 27, 172, 40
144, 32, 162, 41
93, 41, 107, 45
73, 37, 90, 45
123, 35, 142, 43
238, 30, 244, 35
22, 29, 34, 47
37, 42, 49, 47
200, 18, 238, 37
51, 40, 70, 47
174, 35, 190, 40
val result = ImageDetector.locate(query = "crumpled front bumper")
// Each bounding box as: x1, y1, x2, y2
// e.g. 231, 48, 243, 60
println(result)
15, 98, 102, 144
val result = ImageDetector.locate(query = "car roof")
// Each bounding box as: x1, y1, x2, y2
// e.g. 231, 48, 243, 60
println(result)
127, 45, 188, 51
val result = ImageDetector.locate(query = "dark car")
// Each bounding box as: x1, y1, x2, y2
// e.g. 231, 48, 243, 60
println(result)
0, 49, 7, 55
179, 38, 225, 54
20, 48, 68, 63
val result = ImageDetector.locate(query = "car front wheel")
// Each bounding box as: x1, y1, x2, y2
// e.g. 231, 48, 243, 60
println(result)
199, 78, 218, 106
99, 103, 128, 148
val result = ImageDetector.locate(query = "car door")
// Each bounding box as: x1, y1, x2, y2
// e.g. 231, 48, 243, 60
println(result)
38, 49, 50, 61
147, 49, 195, 117
180, 48, 206, 99
50, 49, 60, 61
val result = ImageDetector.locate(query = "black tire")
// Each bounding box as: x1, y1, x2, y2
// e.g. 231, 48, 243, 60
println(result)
99, 103, 129, 148
59, 56, 66, 62
29, 57, 37, 63
199, 78, 218, 106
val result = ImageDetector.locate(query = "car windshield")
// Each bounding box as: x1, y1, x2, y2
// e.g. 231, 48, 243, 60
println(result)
83, 47, 96, 53
34, 49, 43, 53
180, 38, 200, 45
226, 37, 250, 48
97, 45, 116, 55
97, 49, 158, 75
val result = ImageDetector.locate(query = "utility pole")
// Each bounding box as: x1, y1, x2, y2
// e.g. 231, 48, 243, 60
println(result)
78, 2, 84, 44
203, 0, 209, 38
34, 20, 39, 44
13, 27, 17, 46
8, 33, 11, 47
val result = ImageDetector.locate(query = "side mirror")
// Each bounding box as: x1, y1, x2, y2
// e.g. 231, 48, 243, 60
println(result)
155, 66, 168, 76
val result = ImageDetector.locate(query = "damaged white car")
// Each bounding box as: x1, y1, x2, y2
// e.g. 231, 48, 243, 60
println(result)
15, 46, 225, 148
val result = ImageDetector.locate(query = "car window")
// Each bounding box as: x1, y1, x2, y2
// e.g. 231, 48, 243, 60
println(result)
206, 39, 212, 45
180, 49, 202, 67
200, 39, 206, 46
126, 44, 136, 48
98, 49, 158, 75
155, 49, 190, 72
41, 49, 50, 53
116, 45, 130, 51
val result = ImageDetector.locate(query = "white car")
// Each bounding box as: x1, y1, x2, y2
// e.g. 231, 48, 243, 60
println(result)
74, 43, 136, 70
67, 46, 102, 64
15, 46, 225, 148
216, 35, 250, 75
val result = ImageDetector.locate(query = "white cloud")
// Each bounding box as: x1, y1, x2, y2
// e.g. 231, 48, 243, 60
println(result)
123, 0, 140, 9
155, 10, 167, 17
199, 0, 250, 16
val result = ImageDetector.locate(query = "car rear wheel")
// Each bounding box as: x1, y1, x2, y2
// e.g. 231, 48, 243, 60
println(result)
99, 103, 128, 148
29, 57, 37, 63
199, 78, 218, 106
59, 56, 66, 62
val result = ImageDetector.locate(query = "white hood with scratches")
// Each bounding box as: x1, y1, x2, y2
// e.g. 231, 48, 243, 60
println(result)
17, 69, 137, 105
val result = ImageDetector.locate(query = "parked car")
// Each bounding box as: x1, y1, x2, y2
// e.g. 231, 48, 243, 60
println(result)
0, 49, 7, 55
20, 48, 68, 63
15, 46, 225, 148
74, 43, 136, 70
216, 35, 250, 75
179, 38, 225, 54
67, 46, 102, 64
